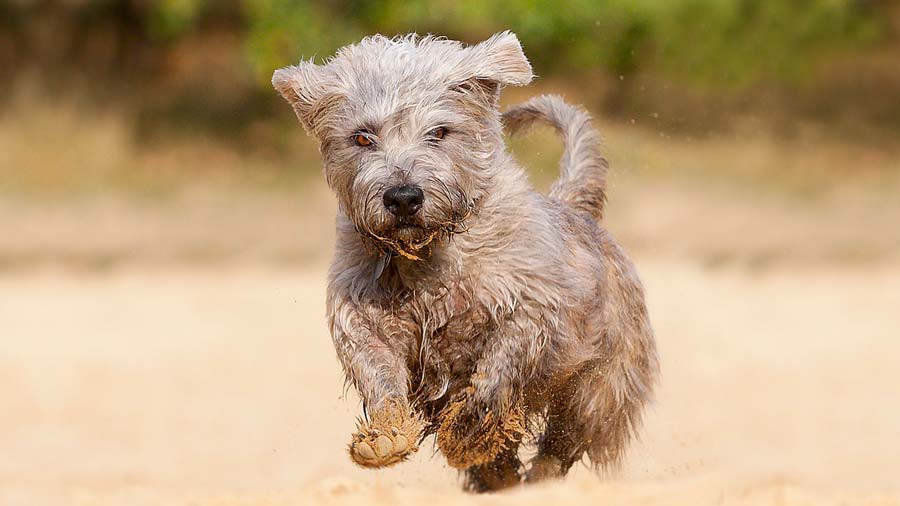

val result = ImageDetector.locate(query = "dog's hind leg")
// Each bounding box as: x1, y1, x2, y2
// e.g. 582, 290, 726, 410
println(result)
463, 442, 523, 493
527, 358, 649, 482
524, 372, 588, 482
529, 252, 658, 480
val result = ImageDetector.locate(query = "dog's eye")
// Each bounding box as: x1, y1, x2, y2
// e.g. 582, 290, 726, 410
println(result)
352, 132, 374, 147
426, 127, 447, 141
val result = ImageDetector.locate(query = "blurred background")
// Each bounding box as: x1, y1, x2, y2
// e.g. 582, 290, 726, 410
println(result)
2, 2, 899, 505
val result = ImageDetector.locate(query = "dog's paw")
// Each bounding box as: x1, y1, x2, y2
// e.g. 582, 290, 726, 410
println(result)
437, 391, 525, 469
349, 427, 413, 468
348, 403, 422, 468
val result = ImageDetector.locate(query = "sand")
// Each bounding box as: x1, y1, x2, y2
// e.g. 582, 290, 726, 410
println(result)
2, 259, 899, 505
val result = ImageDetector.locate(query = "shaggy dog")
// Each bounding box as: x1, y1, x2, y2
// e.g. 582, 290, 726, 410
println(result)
273, 31, 658, 492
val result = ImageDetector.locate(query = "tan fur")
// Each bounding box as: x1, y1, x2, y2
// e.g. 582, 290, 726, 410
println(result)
273, 31, 658, 493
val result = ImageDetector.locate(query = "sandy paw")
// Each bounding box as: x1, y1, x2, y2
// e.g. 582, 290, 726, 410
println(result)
437, 392, 526, 469
348, 403, 422, 468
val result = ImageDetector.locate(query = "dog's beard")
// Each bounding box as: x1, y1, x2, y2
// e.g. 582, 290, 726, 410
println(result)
357, 202, 475, 261
390, 218, 430, 244
363, 218, 452, 261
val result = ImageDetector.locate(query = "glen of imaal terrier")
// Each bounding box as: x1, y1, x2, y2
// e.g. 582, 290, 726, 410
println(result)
273, 31, 658, 493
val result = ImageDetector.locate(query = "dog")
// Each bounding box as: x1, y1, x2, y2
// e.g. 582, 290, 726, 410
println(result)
273, 31, 658, 492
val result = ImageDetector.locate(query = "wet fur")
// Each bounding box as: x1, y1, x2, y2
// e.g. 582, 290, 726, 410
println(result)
273, 31, 658, 491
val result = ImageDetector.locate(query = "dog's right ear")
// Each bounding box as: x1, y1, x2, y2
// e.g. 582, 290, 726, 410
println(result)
272, 61, 334, 135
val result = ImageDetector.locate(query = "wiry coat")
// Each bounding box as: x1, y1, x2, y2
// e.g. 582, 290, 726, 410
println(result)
273, 31, 658, 492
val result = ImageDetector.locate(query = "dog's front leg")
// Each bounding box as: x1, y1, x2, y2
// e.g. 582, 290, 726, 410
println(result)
328, 290, 423, 468
437, 316, 541, 469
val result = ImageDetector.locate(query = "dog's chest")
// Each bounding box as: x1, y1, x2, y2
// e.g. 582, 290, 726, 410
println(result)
379, 281, 494, 381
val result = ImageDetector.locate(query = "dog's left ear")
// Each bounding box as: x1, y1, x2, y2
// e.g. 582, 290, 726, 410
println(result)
467, 31, 534, 87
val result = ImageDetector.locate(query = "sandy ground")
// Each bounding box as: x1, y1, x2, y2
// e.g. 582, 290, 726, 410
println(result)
2, 259, 899, 506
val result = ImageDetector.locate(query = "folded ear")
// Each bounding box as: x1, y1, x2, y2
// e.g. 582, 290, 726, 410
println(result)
272, 60, 334, 135
467, 31, 534, 87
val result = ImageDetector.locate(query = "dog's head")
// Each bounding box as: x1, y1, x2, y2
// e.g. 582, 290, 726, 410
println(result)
273, 32, 532, 259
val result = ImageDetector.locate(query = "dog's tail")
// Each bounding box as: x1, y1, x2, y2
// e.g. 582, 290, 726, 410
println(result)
502, 95, 608, 221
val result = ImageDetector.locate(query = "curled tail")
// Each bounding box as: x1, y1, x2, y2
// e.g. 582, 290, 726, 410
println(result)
502, 95, 608, 221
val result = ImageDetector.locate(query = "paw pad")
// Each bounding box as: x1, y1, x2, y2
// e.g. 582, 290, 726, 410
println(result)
348, 404, 422, 468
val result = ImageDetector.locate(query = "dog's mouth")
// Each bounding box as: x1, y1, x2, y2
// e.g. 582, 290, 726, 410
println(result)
360, 216, 448, 261
394, 220, 420, 230
367, 226, 442, 261
358, 200, 479, 261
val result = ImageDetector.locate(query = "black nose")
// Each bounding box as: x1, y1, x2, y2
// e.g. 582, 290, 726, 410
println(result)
383, 185, 425, 217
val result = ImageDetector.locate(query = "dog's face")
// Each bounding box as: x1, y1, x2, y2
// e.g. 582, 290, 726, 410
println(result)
273, 32, 532, 258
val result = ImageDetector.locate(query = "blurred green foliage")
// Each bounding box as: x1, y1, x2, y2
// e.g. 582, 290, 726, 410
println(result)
233, 0, 883, 89
3, 0, 896, 137
148, 0, 206, 39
